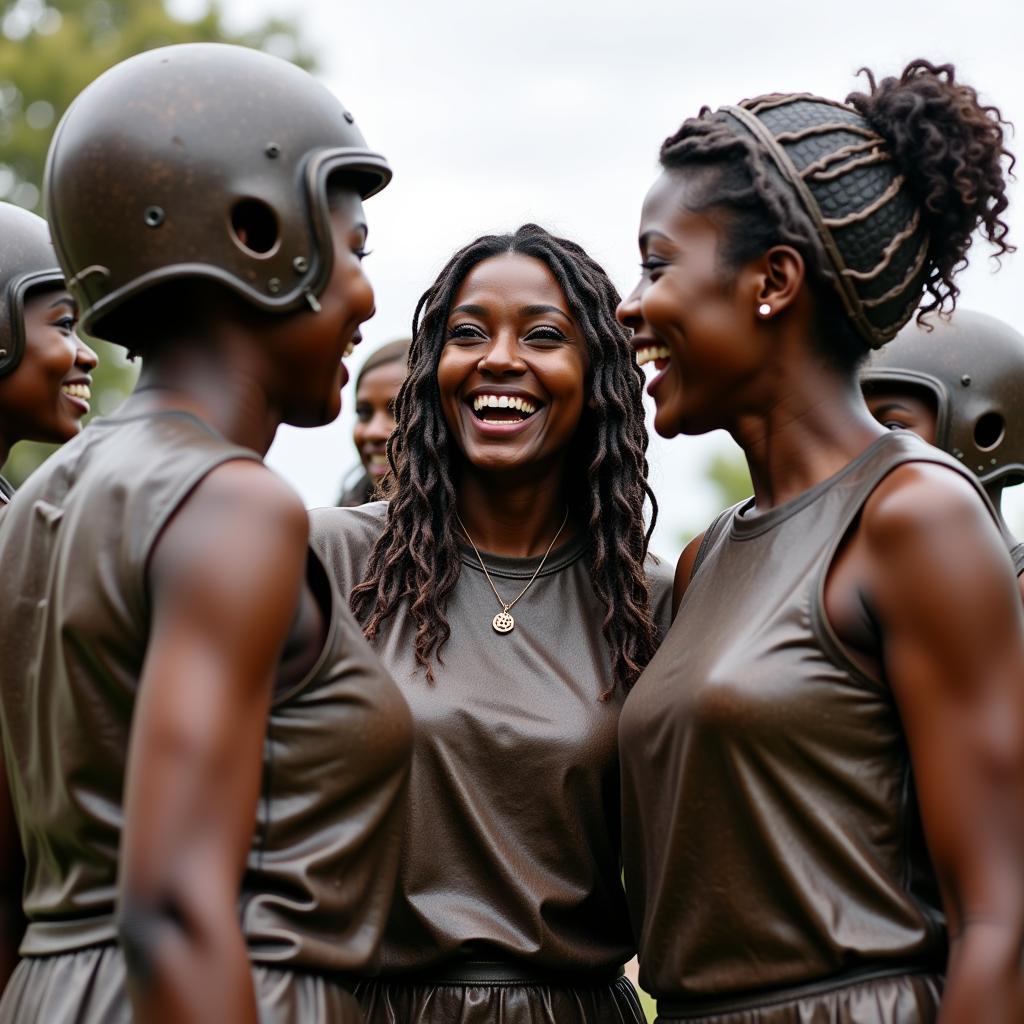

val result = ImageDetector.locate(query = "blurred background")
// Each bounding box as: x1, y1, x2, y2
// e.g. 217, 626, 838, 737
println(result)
1, 1, 1021, 1016
2, 0, 1022, 561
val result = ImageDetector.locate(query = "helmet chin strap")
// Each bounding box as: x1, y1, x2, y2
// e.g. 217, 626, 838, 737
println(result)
304, 290, 322, 314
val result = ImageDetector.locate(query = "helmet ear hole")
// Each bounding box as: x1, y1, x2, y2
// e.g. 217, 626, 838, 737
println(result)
230, 198, 279, 257
974, 412, 1005, 451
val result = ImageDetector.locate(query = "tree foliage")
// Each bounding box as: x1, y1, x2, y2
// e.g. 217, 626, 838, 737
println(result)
0, 0, 313, 485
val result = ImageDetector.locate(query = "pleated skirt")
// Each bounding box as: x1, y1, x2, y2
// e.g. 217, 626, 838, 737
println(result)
355, 972, 646, 1024
0, 946, 364, 1024
654, 969, 942, 1024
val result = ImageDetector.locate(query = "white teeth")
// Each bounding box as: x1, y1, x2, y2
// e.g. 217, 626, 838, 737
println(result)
343, 340, 355, 358
62, 383, 91, 401
471, 394, 538, 415
635, 345, 671, 367
369, 454, 388, 466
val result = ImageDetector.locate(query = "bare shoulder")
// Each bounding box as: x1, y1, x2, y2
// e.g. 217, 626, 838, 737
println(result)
672, 532, 706, 616
859, 461, 997, 555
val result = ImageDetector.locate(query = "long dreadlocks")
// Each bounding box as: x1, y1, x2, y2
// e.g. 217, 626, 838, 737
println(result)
350, 224, 659, 693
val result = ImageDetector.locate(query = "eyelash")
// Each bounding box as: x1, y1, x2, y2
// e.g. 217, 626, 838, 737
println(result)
640, 259, 668, 274
445, 324, 567, 343
54, 316, 77, 332
354, 248, 373, 261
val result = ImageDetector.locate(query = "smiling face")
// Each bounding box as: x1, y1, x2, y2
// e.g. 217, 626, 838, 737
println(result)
0, 285, 97, 451
353, 359, 405, 479
437, 252, 588, 476
267, 189, 375, 428
617, 169, 771, 438
863, 384, 938, 445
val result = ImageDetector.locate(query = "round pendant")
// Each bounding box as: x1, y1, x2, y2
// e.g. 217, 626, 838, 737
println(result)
492, 610, 515, 634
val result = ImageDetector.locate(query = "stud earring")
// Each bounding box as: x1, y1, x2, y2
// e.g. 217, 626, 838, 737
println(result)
757, 303, 772, 317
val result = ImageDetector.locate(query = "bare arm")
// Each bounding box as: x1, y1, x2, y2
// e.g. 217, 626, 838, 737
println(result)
117, 461, 309, 1024
672, 532, 705, 617
864, 464, 1024, 1023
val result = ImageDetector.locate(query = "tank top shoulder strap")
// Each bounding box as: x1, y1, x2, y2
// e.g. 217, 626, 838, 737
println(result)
690, 499, 749, 581
840, 430, 1002, 534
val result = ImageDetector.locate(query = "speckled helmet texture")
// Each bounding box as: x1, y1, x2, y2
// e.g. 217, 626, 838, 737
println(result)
0, 202, 63, 378
722, 94, 930, 348
862, 310, 1024, 484
44, 43, 392, 342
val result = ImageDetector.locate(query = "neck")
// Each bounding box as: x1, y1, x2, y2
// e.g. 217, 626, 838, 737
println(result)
130, 328, 282, 456
731, 361, 884, 511
455, 458, 572, 558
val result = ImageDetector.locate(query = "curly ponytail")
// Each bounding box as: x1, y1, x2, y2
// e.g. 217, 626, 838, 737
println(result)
658, 59, 1015, 368
847, 59, 1014, 320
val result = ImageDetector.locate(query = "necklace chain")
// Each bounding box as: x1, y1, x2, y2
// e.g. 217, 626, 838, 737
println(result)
454, 506, 569, 634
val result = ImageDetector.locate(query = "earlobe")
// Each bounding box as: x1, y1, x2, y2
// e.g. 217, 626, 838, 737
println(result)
759, 245, 805, 316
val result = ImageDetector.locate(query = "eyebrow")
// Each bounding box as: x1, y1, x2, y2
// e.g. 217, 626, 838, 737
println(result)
870, 400, 915, 415
639, 230, 672, 248
450, 303, 572, 322
49, 296, 76, 311
522, 303, 571, 322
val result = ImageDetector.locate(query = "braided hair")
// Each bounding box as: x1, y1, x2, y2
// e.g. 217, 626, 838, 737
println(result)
350, 224, 659, 693
658, 60, 1014, 371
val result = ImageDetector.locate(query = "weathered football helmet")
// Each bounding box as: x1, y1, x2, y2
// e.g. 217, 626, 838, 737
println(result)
0, 202, 64, 378
862, 310, 1024, 485
44, 43, 391, 341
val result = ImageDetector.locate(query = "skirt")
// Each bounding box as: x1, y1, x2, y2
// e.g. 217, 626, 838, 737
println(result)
654, 968, 942, 1024
0, 945, 364, 1024
355, 961, 646, 1024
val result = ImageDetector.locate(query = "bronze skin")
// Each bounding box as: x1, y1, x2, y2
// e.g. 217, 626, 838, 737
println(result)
353, 359, 405, 484
619, 162, 1024, 1019
0, 286, 97, 468
0, 285, 95, 986
0, 193, 377, 1024
438, 251, 589, 541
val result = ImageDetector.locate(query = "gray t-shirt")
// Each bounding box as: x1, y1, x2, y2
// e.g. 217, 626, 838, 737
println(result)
310, 500, 673, 975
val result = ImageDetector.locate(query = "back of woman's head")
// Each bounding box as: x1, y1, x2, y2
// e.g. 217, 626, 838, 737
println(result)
351, 223, 660, 693
659, 60, 1014, 372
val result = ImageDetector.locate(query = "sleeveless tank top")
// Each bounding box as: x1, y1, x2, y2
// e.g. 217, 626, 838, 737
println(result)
0, 409, 412, 973
310, 501, 674, 976
619, 431, 1001, 1004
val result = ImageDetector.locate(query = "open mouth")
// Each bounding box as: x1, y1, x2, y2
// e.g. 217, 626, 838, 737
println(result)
635, 343, 672, 372
365, 452, 389, 475
468, 393, 543, 425
62, 382, 91, 404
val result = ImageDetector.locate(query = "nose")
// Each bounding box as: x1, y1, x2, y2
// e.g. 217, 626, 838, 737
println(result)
75, 335, 98, 372
477, 329, 526, 376
616, 283, 643, 332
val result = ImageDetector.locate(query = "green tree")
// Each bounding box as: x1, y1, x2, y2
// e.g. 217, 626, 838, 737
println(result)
677, 445, 753, 550
0, 0, 313, 486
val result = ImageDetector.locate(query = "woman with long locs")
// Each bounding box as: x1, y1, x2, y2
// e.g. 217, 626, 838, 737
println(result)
0, 44, 411, 1024
616, 61, 1024, 1022
312, 224, 673, 1023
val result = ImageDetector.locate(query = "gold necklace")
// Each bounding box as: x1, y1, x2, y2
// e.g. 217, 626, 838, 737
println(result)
454, 506, 570, 635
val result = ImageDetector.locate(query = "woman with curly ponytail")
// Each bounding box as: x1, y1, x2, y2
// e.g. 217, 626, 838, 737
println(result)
618, 62, 1024, 1021
311, 223, 671, 1023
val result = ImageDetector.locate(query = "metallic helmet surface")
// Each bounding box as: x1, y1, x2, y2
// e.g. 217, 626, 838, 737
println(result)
0, 203, 64, 378
861, 310, 1024, 485
44, 43, 392, 341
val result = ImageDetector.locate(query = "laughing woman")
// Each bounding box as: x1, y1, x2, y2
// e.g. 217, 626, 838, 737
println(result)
617, 62, 1024, 1022
312, 223, 672, 1024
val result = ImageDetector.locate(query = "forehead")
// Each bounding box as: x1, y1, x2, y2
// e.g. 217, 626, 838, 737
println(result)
451, 252, 569, 311
639, 170, 721, 245
356, 359, 406, 394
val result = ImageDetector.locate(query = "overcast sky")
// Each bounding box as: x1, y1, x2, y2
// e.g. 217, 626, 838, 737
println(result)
201, 0, 1024, 559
